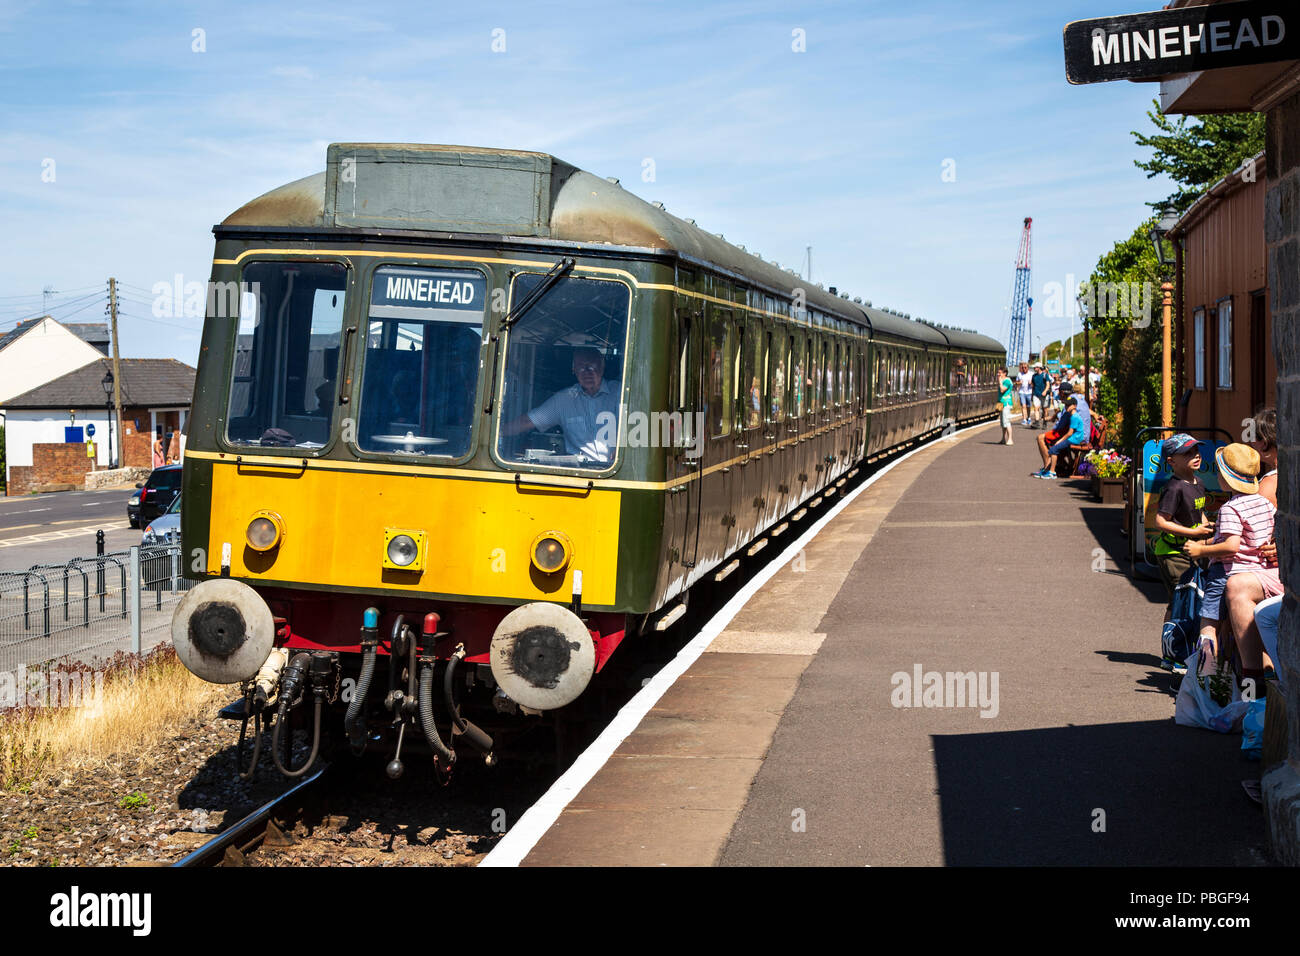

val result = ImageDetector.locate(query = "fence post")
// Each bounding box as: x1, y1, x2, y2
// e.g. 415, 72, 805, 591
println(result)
170, 538, 179, 594
96, 530, 105, 613
128, 545, 141, 655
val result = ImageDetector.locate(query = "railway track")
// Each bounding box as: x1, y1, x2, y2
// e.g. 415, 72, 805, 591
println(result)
173, 766, 330, 867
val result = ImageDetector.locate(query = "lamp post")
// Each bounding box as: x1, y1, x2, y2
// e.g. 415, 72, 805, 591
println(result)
101, 370, 115, 469
1149, 205, 1180, 428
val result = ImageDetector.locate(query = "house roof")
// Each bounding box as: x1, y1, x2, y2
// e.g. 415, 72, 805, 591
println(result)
1, 358, 196, 409
63, 323, 111, 350
0, 318, 41, 353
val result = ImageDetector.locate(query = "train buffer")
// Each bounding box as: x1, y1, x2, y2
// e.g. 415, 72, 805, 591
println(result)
490, 421, 1268, 867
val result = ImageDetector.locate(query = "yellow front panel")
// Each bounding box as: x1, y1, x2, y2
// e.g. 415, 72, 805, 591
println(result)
207, 464, 621, 605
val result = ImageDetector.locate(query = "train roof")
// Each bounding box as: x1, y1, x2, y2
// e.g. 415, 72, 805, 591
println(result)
221, 144, 1001, 351
917, 323, 1005, 354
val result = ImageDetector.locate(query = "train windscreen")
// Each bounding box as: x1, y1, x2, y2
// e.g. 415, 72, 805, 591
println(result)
356, 265, 487, 459
225, 261, 348, 449
496, 273, 630, 471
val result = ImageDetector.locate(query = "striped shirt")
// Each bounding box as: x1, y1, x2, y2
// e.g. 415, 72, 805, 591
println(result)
1213, 492, 1276, 574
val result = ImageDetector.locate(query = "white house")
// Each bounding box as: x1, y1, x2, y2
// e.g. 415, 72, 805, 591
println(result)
0, 316, 108, 404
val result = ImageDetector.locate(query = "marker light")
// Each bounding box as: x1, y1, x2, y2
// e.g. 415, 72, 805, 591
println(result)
530, 531, 572, 574
383, 529, 426, 571
246, 511, 285, 552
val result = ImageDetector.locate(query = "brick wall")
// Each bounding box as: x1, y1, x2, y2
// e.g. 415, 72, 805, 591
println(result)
1263, 88, 1300, 865
7, 466, 34, 496
122, 423, 152, 468
7, 443, 96, 494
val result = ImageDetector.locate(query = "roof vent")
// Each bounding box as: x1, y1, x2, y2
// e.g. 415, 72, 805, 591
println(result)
853, 297, 862, 304
829, 286, 837, 296
685, 218, 696, 225
606, 176, 620, 185
652, 201, 665, 209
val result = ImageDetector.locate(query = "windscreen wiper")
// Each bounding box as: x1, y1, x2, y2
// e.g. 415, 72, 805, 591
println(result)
485, 256, 576, 415
499, 257, 575, 333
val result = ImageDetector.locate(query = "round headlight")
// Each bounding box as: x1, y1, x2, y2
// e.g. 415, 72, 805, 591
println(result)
387, 534, 419, 568
531, 531, 571, 574
246, 512, 284, 552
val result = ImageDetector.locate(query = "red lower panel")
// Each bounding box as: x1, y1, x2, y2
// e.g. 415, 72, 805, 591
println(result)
255, 587, 626, 670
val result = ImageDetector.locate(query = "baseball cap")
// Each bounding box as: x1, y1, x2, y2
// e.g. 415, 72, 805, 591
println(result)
1161, 433, 1198, 458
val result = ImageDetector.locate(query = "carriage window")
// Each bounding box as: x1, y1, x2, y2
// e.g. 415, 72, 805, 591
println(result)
226, 260, 348, 449
745, 324, 764, 429
497, 273, 630, 470
793, 338, 807, 418
354, 266, 487, 459
771, 335, 789, 424
708, 315, 733, 438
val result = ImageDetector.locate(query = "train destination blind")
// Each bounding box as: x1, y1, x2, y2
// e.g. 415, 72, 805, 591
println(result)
370, 267, 487, 322
1063, 0, 1298, 85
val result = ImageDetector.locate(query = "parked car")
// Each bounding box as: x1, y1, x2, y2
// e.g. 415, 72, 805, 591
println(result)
141, 493, 180, 546
128, 464, 181, 528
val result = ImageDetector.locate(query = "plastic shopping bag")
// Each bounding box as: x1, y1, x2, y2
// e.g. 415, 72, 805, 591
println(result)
1174, 651, 1242, 730
1241, 700, 1266, 760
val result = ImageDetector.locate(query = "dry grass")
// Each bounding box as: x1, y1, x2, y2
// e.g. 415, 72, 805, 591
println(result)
0, 645, 231, 791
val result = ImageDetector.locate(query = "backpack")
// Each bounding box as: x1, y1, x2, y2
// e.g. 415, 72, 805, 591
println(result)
1162, 564, 1203, 665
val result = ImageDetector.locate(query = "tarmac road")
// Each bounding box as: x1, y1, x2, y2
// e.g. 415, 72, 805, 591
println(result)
0, 488, 139, 571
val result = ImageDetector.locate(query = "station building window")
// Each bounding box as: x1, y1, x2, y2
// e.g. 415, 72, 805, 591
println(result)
1193, 307, 1206, 389
1217, 297, 1233, 390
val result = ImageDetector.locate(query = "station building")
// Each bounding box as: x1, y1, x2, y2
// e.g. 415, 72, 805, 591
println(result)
1150, 0, 1300, 865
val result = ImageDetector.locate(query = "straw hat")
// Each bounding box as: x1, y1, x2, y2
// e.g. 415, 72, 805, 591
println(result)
1215, 443, 1260, 495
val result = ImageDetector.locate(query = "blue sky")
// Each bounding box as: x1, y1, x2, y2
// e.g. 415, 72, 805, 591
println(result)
0, 0, 1174, 364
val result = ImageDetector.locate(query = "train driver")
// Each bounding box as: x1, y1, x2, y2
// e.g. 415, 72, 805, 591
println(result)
502, 347, 620, 463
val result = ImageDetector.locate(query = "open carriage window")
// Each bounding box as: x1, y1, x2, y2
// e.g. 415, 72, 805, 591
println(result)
496, 273, 630, 471
355, 266, 487, 459
226, 260, 348, 449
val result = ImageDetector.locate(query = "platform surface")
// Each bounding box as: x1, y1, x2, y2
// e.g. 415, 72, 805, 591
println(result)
521, 422, 1270, 866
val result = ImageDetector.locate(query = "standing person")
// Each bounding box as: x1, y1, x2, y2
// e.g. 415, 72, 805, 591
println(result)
1030, 364, 1049, 428
1016, 362, 1033, 428
1151, 434, 1213, 599
997, 367, 1014, 445
152, 431, 165, 469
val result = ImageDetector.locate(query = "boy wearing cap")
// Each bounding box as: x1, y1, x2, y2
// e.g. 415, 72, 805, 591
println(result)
1151, 434, 1213, 598
1032, 395, 1088, 479
1184, 444, 1280, 680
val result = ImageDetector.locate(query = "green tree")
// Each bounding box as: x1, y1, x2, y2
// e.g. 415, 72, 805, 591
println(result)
1082, 218, 1164, 450
1133, 99, 1265, 212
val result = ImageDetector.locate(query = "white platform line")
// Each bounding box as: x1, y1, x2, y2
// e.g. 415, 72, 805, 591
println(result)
479, 421, 993, 867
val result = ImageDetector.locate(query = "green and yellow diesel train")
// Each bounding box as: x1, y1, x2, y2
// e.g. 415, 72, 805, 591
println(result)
171, 144, 1004, 779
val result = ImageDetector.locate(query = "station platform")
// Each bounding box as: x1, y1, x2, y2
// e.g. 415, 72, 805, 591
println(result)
512, 421, 1271, 866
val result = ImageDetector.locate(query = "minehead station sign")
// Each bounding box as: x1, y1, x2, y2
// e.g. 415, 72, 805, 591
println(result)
1064, 0, 1298, 84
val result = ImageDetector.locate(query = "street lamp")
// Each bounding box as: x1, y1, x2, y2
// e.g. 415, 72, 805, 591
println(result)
101, 370, 115, 469
1149, 205, 1180, 267
1149, 205, 1180, 427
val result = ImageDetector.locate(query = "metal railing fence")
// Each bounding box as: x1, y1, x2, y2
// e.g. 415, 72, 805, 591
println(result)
0, 533, 191, 674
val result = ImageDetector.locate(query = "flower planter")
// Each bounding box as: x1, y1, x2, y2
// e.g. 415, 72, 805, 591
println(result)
1098, 477, 1125, 505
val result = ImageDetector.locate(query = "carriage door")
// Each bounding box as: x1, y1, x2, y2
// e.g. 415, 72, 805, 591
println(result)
671, 296, 703, 571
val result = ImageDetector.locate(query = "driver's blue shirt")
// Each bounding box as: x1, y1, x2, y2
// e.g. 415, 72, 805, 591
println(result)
527, 379, 621, 461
